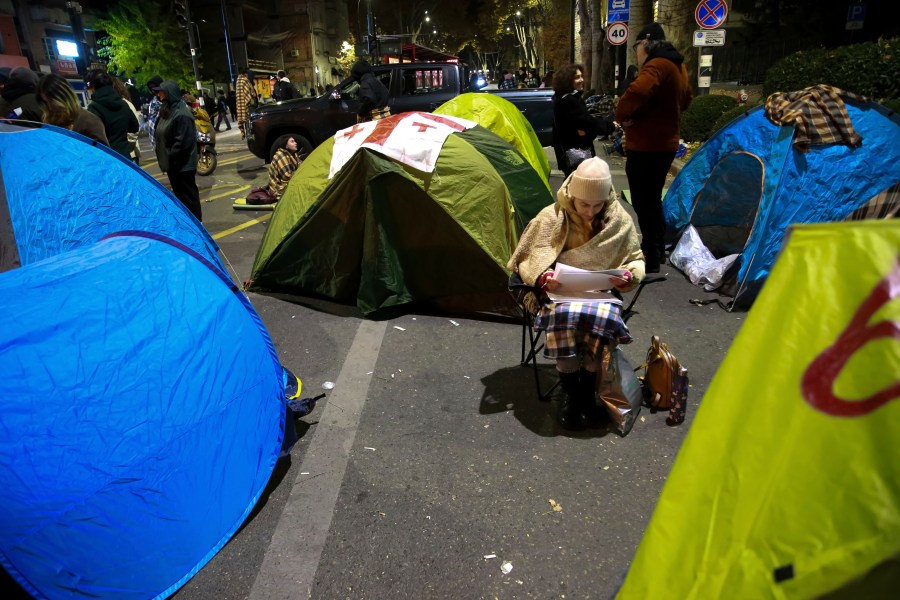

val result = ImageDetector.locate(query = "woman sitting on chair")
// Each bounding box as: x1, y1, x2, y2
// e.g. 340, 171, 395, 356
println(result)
508, 157, 645, 430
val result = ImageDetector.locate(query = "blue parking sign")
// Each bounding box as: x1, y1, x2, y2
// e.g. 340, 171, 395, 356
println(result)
608, 0, 630, 24
846, 3, 866, 31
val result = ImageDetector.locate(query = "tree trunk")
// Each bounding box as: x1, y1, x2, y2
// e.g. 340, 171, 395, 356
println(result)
577, 0, 592, 81
590, 0, 603, 93
658, 0, 710, 93
628, 0, 654, 74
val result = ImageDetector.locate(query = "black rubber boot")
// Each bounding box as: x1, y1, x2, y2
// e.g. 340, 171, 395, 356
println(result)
557, 371, 583, 430
578, 369, 608, 428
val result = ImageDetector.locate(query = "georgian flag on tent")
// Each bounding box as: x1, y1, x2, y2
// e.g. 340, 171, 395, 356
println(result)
329, 112, 477, 178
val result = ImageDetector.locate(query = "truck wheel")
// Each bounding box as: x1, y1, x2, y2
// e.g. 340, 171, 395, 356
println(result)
269, 134, 313, 162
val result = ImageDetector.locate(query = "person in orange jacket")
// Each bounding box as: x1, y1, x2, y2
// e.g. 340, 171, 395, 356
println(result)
615, 23, 692, 272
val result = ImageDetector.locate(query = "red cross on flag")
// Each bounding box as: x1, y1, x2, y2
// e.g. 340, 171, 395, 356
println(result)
329, 112, 477, 178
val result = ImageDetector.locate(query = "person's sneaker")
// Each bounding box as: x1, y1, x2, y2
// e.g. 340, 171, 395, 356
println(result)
645, 258, 661, 273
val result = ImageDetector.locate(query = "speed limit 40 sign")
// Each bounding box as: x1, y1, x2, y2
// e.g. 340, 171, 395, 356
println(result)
607, 22, 629, 45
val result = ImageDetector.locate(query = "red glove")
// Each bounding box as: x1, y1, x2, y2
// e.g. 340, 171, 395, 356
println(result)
536, 271, 554, 290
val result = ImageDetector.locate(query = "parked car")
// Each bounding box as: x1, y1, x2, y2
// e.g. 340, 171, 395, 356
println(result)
246, 62, 554, 162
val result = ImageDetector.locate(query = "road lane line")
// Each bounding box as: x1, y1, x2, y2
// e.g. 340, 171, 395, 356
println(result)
202, 184, 250, 202
215, 155, 253, 168
249, 320, 387, 600
211, 214, 272, 240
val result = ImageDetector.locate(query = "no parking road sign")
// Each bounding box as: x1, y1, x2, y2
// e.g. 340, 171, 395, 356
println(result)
695, 0, 727, 29
607, 22, 629, 46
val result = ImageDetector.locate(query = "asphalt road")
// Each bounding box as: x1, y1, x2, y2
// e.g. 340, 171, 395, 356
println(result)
56, 130, 748, 599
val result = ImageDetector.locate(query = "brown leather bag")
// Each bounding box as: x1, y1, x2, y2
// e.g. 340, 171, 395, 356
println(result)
638, 336, 681, 410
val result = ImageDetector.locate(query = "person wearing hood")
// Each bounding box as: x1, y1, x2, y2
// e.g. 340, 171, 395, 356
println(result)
350, 59, 389, 123
146, 75, 164, 151
236, 67, 258, 140
614, 22, 692, 273
153, 80, 201, 221
2, 67, 42, 122
86, 68, 139, 158
508, 157, 645, 430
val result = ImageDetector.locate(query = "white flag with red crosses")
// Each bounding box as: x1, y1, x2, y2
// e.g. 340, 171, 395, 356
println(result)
329, 112, 477, 178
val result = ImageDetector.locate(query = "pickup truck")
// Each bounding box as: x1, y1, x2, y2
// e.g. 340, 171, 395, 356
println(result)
246, 62, 554, 162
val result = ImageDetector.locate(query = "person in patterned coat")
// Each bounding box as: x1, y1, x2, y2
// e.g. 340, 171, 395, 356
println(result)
236, 68, 258, 140
508, 157, 645, 430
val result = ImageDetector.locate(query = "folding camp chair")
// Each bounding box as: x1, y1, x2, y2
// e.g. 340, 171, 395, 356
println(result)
509, 272, 666, 401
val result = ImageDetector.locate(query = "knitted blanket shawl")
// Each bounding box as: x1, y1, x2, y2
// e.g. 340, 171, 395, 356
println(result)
508, 187, 645, 289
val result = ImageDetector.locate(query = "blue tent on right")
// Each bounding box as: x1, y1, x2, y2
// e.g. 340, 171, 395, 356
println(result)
664, 96, 900, 309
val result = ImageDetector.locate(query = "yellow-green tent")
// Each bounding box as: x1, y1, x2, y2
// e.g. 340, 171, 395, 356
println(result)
618, 220, 900, 598
434, 93, 550, 191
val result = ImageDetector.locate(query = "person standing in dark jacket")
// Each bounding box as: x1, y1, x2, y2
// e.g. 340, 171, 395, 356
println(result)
350, 59, 389, 123
154, 80, 201, 221
86, 68, 139, 158
273, 70, 297, 101
552, 63, 615, 176
214, 90, 231, 131
615, 23, 692, 272
227, 90, 237, 120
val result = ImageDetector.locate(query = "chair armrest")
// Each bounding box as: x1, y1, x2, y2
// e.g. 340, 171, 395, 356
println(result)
622, 275, 667, 317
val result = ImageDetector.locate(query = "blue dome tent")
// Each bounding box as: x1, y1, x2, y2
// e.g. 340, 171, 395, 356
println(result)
0, 233, 285, 599
0, 122, 222, 272
664, 98, 900, 308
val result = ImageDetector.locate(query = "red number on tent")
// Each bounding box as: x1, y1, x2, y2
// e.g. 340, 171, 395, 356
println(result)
801, 259, 900, 416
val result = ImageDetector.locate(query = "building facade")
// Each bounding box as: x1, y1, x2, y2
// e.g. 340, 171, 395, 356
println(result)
0, 0, 99, 77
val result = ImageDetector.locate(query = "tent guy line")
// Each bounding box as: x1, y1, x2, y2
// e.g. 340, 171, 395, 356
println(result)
249, 319, 388, 599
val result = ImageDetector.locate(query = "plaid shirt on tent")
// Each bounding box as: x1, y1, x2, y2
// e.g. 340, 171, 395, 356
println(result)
846, 182, 900, 220
536, 301, 632, 359
765, 84, 864, 152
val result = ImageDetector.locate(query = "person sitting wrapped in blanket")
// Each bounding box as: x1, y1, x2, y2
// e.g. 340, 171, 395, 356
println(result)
508, 157, 645, 430
266, 136, 301, 201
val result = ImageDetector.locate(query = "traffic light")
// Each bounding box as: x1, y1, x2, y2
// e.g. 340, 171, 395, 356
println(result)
174, 0, 189, 29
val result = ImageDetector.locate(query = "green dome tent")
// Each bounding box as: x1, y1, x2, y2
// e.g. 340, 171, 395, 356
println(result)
247, 112, 553, 315
434, 92, 551, 191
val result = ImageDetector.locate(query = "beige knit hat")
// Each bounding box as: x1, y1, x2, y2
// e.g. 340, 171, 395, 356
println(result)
566, 157, 612, 203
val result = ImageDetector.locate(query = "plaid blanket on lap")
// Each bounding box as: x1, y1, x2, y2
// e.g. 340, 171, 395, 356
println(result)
765, 84, 864, 152
536, 301, 632, 359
